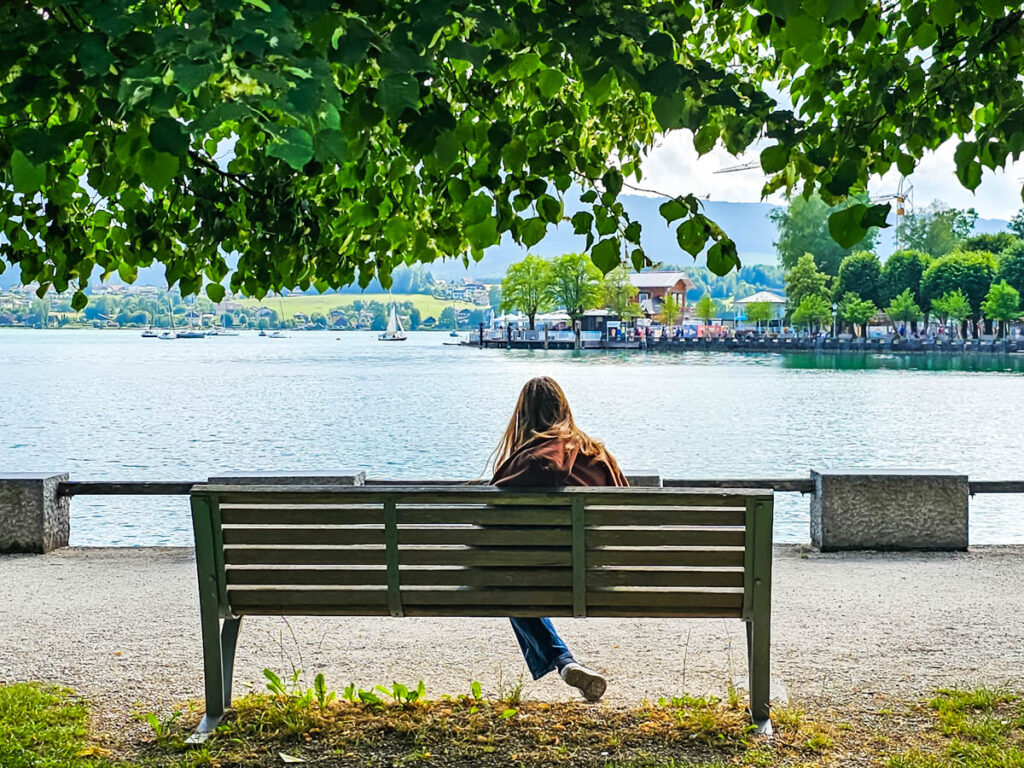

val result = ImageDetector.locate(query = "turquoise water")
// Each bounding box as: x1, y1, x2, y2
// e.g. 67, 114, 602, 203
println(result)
2, 328, 1023, 545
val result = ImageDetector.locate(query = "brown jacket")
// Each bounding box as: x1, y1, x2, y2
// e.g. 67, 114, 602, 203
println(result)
491, 437, 627, 488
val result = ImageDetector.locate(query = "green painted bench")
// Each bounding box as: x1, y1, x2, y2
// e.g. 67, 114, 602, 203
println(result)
188, 484, 774, 741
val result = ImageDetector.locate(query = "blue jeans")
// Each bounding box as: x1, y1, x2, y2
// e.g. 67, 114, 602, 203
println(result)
510, 618, 574, 680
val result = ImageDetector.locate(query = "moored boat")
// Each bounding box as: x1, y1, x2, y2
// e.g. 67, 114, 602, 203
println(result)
378, 304, 407, 341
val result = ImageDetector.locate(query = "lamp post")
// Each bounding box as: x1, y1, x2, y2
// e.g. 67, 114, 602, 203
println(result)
831, 302, 839, 338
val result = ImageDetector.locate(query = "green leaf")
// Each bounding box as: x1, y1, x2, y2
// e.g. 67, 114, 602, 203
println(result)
759, 144, 789, 174
602, 169, 623, 196
350, 202, 376, 226
242, 0, 271, 11
206, 283, 226, 303
378, 74, 420, 119
931, 0, 956, 26
571, 211, 593, 234
139, 149, 179, 190
77, 33, 114, 78
591, 237, 620, 274
11, 150, 46, 194
314, 130, 348, 164
706, 241, 739, 276
653, 93, 686, 131
149, 117, 189, 156
267, 127, 314, 170
862, 203, 892, 229
12, 129, 63, 164
519, 217, 546, 247
676, 218, 709, 256
461, 194, 492, 225
537, 69, 564, 99
585, 70, 615, 106
174, 62, 216, 93
447, 178, 470, 204
659, 199, 687, 223
954, 141, 982, 190
71, 291, 88, 312
693, 124, 718, 155
509, 53, 542, 79
537, 195, 562, 223
827, 204, 869, 248
465, 218, 498, 249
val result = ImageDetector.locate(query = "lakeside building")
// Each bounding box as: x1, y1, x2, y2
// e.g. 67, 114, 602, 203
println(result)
628, 271, 695, 322
734, 291, 787, 329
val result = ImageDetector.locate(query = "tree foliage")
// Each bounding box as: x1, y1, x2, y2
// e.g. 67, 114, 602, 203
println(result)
4, 1, 1024, 305
547, 253, 602, 321
837, 292, 877, 335
835, 251, 882, 305
1009, 209, 1024, 239
784, 253, 830, 317
881, 249, 931, 307
885, 288, 923, 328
791, 294, 831, 330
963, 233, 1019, 256
921, 250, 997, 317
658, 291, 681, 325
744, 300, 775, 327
600, 265, 642, 320
901, 202, 978, 258
500, 254, 551, 329
770, 195, 878, 275
931, 289, 972, 338
694, 293, 716, 324
997, 241, 1024, 296
981, 280, 1022, 337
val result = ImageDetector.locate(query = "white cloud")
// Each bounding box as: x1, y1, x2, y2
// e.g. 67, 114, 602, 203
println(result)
640, 131, 1024, 221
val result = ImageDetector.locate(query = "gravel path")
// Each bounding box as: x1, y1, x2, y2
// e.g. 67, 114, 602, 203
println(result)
2, 545, 1023, 733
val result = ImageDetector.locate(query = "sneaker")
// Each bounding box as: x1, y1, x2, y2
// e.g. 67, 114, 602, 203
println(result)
560, 662, 607, 702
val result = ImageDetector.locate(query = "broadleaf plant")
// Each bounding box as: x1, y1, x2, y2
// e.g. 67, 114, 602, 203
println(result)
2, 1, 1023, 302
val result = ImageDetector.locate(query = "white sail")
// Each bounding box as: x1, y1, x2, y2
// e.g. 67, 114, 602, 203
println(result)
386, 306, 400, 333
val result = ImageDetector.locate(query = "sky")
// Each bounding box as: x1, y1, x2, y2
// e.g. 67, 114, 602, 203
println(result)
640, 131, 1023, 222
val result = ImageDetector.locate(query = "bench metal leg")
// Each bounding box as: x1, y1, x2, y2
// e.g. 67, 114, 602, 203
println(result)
746, 618, 772, 735
187, 612, 242, 745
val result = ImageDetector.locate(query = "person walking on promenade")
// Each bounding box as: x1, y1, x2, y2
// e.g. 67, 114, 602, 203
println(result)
490, 376, 627, 701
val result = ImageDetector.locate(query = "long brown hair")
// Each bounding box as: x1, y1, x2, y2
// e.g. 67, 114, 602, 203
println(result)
491, 376, 621, 473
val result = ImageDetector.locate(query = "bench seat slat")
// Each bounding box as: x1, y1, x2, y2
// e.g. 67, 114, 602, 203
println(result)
587, 567, 744, 589
226, 566, 574, 588
206, 486, 760, 507
586, 587, 743, 608
223, 545, 572, 567
587, 528, 745, 548
221, 505, 382, 526
397, 507, 568, 525
228, 587, 573, 607
222, 526, 571, 547
586, 507, 747, 527
587, 547, 744, 567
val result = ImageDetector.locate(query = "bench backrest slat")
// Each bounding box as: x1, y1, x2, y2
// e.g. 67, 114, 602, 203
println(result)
193, 484, 772, 621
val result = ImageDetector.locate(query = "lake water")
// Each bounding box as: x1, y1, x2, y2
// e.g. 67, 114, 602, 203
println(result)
3, 328, 1024, 546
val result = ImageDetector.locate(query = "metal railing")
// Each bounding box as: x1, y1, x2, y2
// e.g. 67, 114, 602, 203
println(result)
55, 477, 1024, 497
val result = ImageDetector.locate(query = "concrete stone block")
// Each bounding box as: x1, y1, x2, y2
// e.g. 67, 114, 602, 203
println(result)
0, 473, 70, 554
211, 470, 365, 486
811, 469, 968, 551
624, 471, 662, 487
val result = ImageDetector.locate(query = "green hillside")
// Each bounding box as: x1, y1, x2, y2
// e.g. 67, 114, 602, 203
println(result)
238, 293, 484, 319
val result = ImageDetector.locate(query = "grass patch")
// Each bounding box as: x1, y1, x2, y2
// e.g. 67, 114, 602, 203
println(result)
887, 687, 1024, 768
9, 679, 1024, 768
0, 682, 109, 768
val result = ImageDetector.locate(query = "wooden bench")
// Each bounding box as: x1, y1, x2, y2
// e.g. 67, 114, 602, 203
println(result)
188, 484, 774, 741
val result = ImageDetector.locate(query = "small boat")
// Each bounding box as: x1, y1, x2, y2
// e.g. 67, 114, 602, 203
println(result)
268, 331, 287, 338
378, 304, 407, 341
141, 327, 159, 338
449, 330, 459, 337
259, 330, 267, 337
177, 330, 206, 339
158, 330, 177, 340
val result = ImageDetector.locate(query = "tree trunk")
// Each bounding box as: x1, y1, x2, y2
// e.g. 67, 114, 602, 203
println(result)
528, 311, 536, 331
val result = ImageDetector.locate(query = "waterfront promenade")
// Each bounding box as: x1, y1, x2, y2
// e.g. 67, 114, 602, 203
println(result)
2, 545, 1022, 734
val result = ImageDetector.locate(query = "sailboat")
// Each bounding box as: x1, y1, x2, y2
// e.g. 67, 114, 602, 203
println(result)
378, 304, 407, 341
